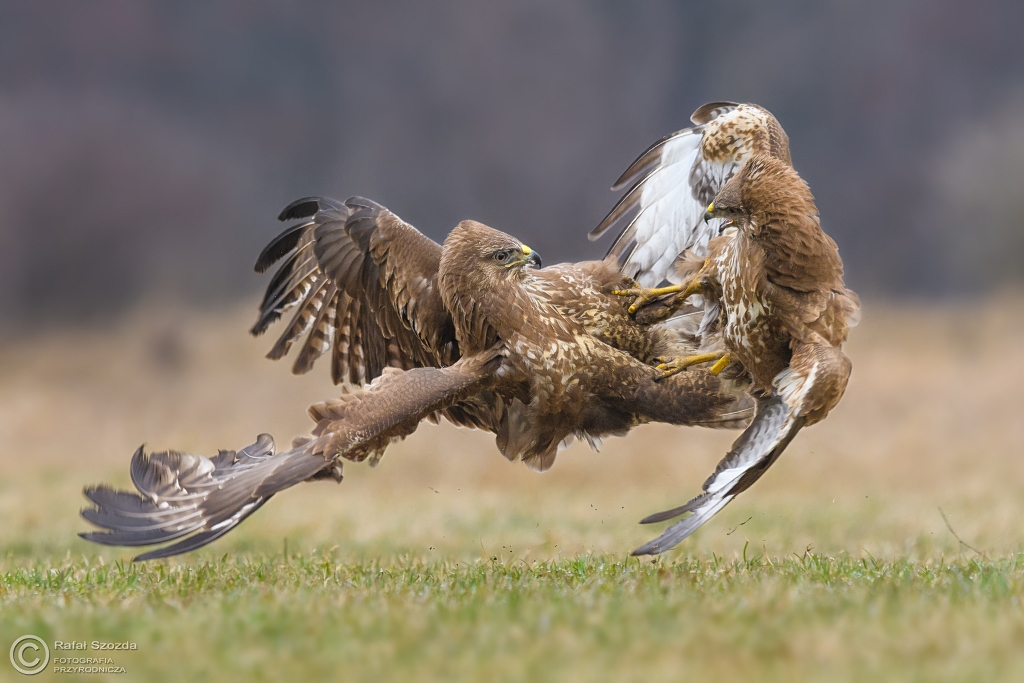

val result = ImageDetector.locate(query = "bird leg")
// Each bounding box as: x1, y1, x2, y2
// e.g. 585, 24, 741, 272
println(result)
655, 352, 732, 380
708, 353, 732, 375
613, 260, 710, 316
612, 283, 684, 315
654, 352, 722, 380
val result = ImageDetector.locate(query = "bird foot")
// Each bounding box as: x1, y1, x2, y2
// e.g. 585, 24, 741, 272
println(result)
612, 284, 684, 315
708, 353, 732, 375
655, 352, 731, 380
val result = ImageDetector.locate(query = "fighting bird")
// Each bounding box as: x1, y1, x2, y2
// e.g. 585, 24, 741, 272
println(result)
80, 197, 753, 560
622, 154, 860, 555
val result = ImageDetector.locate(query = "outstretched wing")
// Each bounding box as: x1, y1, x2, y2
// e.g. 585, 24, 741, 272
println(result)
630, 334, 850, 555
591, 102, 791, 287
631, 393, 804, 556
253, 196, 458, 385
80, 352, 501, 561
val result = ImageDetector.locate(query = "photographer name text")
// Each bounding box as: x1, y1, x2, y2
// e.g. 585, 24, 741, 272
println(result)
53, 641, 138, 651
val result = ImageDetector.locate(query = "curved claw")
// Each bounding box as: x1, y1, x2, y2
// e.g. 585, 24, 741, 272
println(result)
654, 352, 725, 381
612, 284, 684, 316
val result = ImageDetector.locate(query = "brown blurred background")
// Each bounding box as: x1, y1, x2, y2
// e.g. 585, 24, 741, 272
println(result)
1, 1, 1023, 560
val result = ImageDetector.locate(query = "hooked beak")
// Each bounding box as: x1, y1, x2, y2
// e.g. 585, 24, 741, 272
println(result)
520, 244, 542, 269
703, 202, 718, 223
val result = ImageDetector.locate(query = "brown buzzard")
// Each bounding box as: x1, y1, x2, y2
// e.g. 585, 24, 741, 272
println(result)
625, 154, 860, 555
81, 198, 752, 560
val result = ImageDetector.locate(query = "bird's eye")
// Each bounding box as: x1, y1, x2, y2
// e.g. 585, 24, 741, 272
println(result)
493, 250, 510, 263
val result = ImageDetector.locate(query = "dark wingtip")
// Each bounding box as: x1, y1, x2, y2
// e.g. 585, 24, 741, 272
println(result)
132, 546, 181, 562
78, 531, 124, 546
255, 222, 308, 274
606, 127, 697, 194
609, 164, 646, 193
639, 507, 686, 525
630, 542, 662, 556
277, 197, 325, 222
609, 178, 630, 194
610, 172, 640, 193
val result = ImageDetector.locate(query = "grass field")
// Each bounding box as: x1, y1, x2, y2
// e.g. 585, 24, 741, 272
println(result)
1, 297, 1023, 681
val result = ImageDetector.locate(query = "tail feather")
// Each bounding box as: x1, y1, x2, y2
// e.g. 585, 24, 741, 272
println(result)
80, 434, 330, 561
81, 353, 501, 561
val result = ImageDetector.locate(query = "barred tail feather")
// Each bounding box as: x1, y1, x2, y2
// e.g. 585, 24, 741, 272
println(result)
80, 435, 331, 561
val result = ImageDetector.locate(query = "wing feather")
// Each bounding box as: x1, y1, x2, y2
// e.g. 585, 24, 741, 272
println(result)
593, 102, 791, 288
253, 196, 458, 384
265, 275, 328, 361
632, 393, 804, 555
596, 128, 728, 286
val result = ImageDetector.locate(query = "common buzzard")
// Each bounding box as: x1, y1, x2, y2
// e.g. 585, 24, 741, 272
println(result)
625, 154, 860, 555
80, 198, 752, 560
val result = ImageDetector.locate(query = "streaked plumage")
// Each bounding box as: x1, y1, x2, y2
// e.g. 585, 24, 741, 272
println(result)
82, 198, 753, 560
631, 154, 860, 555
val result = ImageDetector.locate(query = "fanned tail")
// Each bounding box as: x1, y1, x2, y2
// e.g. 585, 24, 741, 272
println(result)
80, 435, 331, 561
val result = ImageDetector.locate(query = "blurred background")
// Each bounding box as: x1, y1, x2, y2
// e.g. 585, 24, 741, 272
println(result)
0, 1, 1023, 566
2, 0, 1024, 329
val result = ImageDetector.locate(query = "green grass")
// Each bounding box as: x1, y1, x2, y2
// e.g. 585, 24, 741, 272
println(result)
4, 302, 1024, 681
3, 550, 1023, 682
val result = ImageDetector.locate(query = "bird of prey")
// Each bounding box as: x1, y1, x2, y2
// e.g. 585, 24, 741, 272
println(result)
81, 197, 753, 560
590, 101, 791, 289
623, 154, 860, 555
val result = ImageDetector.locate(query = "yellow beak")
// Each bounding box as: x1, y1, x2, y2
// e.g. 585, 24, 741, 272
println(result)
511, 244, 542, 269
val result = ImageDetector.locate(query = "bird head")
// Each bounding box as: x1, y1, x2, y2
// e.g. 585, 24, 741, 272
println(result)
445, 220, 541, 275
440, 220, 542, 300
703, 177, 746, 229
490, 241, 542, 271
704, 153, 812, 235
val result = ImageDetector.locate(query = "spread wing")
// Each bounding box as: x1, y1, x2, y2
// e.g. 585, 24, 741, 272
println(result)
80, 352, 501, 561
252, 196, 458, 385
631, 331, 854, 555
591, 102, 791, 287
631, 393, 804, 556
589, 102, 740, 287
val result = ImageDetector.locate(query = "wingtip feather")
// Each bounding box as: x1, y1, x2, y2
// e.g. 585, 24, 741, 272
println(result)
277, 197, 324, 222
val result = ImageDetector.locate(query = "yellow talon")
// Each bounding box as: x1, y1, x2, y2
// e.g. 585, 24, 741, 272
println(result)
678, 278, 704, 301
655, 352, 724, 380
674, 260, 711, 301
612, 284, 685, 315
